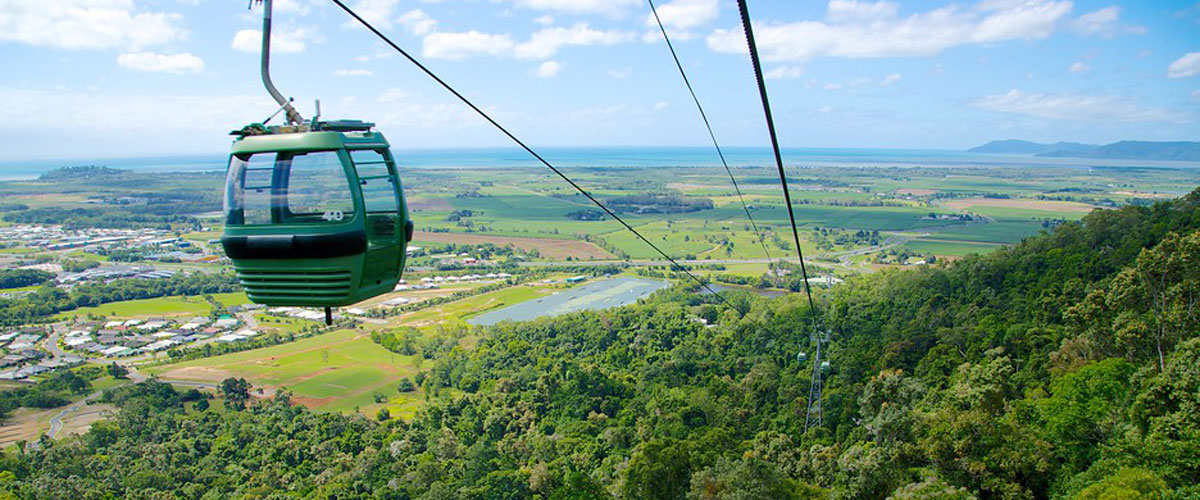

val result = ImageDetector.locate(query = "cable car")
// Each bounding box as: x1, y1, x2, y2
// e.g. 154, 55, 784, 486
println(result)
221, 0, 411, 319
222, 121, 413, 309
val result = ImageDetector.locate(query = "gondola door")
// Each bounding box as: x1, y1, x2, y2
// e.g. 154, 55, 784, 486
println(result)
349, 148, 403, 295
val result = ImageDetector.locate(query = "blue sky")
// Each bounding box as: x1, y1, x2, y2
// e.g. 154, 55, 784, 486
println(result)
0, 0, 1197, 160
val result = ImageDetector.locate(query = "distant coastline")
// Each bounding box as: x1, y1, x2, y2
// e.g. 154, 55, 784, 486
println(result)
2, 146, 1198, 181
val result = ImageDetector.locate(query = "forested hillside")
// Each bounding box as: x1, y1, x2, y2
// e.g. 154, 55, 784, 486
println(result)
3, 190, 1197, 500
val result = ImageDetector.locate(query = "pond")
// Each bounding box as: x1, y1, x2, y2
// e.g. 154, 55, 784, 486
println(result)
467, 277, 670, 326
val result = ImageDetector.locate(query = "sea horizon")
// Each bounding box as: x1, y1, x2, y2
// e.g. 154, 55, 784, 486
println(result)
1, 145, 1198, 181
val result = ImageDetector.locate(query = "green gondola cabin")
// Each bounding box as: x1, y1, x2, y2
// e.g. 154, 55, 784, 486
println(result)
221, 120, 413, 307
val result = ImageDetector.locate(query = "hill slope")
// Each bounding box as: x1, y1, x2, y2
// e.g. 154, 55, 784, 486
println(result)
968, 139, 1097, 154
969, 139, 1200, 161
5, 190, 1199, 500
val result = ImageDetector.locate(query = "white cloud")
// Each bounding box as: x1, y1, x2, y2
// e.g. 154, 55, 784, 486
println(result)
970, 89, 1188, 123
706, 0, 1073, 61
818, 105, 835, 113
422, 31, 515, 60
765, 66, 805, 79
334, 68, 374, 77
512, 0, 639, 17
644, 0, 719, 40
0, 0, 187, 51
341, 0, 400, 29
825, 83, 844, 90
1192, 90, 1200, 101
1068, 61, 1089, 73
880, 73, 902, 86
1168, 52, 1200, 78
654, 101, 670, 110
1071, 6, 1120, 37
398, 9, 438, 36
533, 15, 555, 26
515, 23, 634, 60
536, 60, 561, 77
232, 27, 321, 54
117, 52, 204, 74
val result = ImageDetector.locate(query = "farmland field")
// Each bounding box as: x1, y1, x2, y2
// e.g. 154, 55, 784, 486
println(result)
412, 230, 613, 260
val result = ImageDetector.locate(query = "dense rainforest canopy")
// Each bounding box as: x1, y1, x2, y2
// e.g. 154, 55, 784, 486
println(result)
2, 189, 1197, 500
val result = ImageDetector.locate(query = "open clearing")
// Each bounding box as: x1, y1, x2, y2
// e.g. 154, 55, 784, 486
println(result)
148, 329, 427, 416
896, 188, 938, 195
412, 231, 613, 260
56, 403, 116, 439
943, 198, 1098, 213
407, 197, 454, 211
0, 406, 54, 448
55, 295, 213, 320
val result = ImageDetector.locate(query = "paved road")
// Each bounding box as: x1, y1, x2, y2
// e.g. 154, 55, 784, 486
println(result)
46, 390, 101, 439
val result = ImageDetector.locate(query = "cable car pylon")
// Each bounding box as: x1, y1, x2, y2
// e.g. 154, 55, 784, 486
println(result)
803, 327, 830, 434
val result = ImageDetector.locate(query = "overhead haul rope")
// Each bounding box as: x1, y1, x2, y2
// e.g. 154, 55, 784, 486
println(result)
646, 0, 775, 270
736, 0, 829, 435
330, 0, 733, 308
735, 0, 816, 315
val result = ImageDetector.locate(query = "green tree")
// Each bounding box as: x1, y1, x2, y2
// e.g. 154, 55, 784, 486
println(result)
622, 439, 692, 500
106, 362, 128, 379
1072, 468, 1167, 500
219, 377, 251, 410
688, 457, 817, 500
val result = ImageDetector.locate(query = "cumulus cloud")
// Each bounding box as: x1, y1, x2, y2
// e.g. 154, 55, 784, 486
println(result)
1068, 61, 1090, 73
421, 23, 631, 61
232, 27, 321, 54
880, 73, 902, 86
765, 66, 805, 80
970, 89, 1188, 123
0, 0, 187, 50
533, 15, 555, 26
117, 52, 204, 74
514, 23, 633, 60
706, 0, 1073, 61
654, 101, 670, 110
1071, 6, 1120, 37
536, 60, 561, 77
1168, 52, 1200, 78
422, 31, 516, 60
341, 0, 400, 29
398, 9, 438, 36
512, 0, 639, 17
644, 0, 719, 40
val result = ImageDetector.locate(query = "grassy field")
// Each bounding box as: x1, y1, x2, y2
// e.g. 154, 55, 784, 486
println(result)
55, 295, 214, 320
899, 239, 1004, 257
147, 328, 428, 417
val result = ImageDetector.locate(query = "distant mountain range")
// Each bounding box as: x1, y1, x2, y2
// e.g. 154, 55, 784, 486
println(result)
968, 140, 1200, 161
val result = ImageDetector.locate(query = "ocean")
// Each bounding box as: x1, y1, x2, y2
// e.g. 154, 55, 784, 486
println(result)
1, 146, 1197, 180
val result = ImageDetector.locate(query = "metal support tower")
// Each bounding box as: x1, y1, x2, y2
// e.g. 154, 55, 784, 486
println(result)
803, 328, 829, 434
